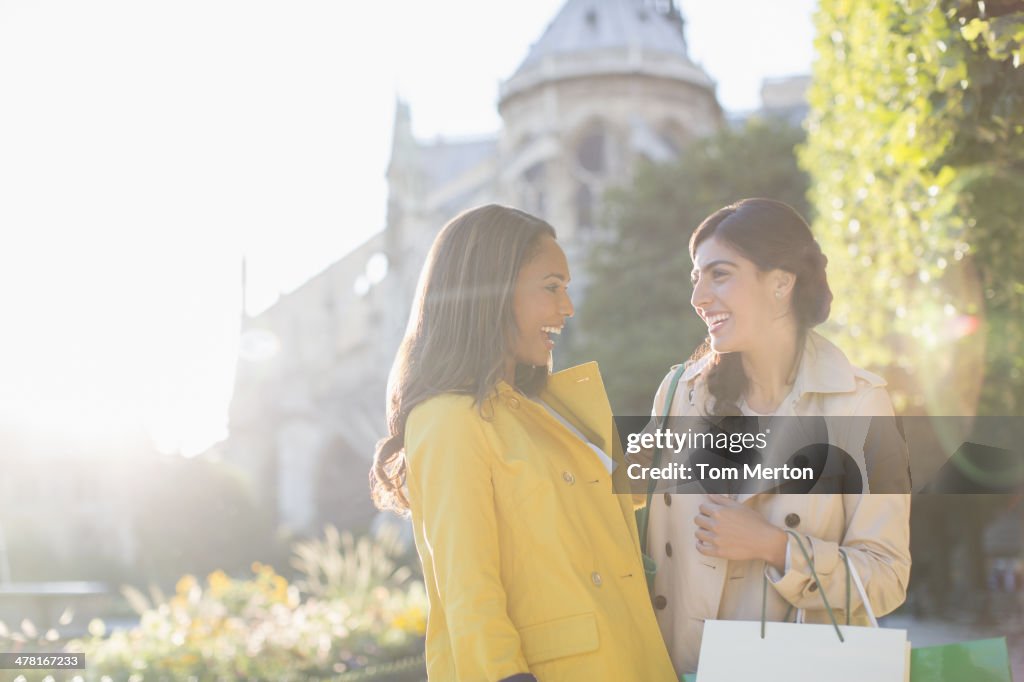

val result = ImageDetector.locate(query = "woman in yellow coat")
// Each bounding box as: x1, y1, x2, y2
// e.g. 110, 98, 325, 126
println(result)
371, 204, 676, 682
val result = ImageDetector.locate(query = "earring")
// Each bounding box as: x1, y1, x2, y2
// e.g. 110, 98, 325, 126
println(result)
775, 291, 782, 299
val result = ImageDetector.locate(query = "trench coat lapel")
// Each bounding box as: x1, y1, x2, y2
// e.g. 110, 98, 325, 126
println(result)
724, 333, 859, 505
734, 396, 799, 505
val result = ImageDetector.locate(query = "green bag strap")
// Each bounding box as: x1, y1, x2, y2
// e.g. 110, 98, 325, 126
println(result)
760, 531, 845, 642
637, 363, 687, 554
782, 549, 853, 626
841, 550, 852, 625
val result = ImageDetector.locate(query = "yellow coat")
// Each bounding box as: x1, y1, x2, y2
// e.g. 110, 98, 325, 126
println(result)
405, 362, 676, 682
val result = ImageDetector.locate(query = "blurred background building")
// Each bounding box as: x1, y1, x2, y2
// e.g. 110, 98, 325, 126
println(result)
0, 0, 786, 591
225, 0, 734, 536
0, 0, 817, 578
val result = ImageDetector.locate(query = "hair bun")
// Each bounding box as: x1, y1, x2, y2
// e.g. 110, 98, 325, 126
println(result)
803, 242, 827, 271
794, 241, 830, 325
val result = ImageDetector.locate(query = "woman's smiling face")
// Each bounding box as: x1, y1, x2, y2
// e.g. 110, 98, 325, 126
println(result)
690, 236, 784, 354
509, 235, 574, 369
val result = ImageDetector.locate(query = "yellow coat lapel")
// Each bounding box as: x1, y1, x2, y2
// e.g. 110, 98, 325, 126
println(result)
540, 362, 641, 557
539, 361, 613, 454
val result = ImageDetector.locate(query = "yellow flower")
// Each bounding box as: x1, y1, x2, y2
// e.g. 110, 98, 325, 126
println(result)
175, 574, 198, 596
271, 575, 288, 603
207, 570, 231, 598
177, 653, 199, 666
391, 606, 427, 635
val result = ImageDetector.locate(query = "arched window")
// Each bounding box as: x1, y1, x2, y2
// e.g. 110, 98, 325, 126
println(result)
576, 127, 607, 175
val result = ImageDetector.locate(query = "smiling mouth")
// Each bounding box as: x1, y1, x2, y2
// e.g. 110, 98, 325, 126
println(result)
541, 325, 562, 349
705, 313, 730, 333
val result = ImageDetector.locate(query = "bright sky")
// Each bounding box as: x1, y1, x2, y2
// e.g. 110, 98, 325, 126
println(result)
0, 0, 816, 456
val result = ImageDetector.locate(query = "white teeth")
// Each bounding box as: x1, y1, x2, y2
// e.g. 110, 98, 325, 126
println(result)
706, 313, 730, 326
540, 326, 562, 335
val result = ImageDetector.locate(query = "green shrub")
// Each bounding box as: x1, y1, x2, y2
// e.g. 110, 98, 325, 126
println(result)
32, 526, 429, 681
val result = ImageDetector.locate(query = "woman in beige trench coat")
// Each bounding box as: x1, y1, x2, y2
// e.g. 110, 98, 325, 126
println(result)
643, 198, 912, 675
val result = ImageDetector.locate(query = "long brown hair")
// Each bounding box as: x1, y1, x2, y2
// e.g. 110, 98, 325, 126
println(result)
370, 204, 557, 512
689, 198, 832, 415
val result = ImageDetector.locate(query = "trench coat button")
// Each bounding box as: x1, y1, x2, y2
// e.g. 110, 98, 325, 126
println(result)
562, 471, 575, 485
507, 396, 520, 409
654, 595, 668, 609
665, 542, 673, 557
809, 583, 818, 592
591, 572, 603, 587
785, 513, 801, 528
664, 493, 672, 506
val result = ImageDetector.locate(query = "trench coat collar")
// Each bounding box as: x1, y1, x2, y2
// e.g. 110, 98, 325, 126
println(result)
680, 332, 866, 505
681, 330, 861, 401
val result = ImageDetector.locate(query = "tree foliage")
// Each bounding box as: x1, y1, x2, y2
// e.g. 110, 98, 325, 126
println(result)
566, 118, 810, 414
800, 0, 1024, 416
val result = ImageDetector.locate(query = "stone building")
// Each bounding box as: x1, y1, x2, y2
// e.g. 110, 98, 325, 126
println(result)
225, 0, 723, 534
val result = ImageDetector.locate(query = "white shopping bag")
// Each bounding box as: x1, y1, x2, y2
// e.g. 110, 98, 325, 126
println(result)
697, 619, 908, 682
696, 539, 910, 682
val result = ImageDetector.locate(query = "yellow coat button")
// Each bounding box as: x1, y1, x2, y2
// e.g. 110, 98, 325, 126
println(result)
507, 396, 520, 409
591, 572, 603, 587
562, 471, 575, 485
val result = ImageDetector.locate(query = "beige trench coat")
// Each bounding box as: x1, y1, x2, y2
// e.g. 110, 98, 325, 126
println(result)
644, 331, 912, 675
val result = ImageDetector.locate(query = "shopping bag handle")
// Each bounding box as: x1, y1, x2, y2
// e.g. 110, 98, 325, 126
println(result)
792, 547, 878, 628
838, 549, 879, 627
761, 531, 844, 642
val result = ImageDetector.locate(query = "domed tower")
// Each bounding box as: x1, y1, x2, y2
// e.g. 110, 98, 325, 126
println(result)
497, 0, 722, 242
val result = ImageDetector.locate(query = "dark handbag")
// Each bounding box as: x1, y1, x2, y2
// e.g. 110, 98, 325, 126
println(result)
636, 363, 687, 594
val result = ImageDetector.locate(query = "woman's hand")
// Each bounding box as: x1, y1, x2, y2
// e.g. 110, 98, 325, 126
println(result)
694, 494, 788, 571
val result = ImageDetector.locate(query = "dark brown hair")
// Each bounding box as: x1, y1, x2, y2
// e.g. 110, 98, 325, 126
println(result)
370, 204, 557, 512
689, 198, 832, 415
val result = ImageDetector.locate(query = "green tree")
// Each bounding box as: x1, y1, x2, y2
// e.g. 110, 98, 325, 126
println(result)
801, 0, 1024, 622
567, 117, 810, 414
800, 0, 1024, 416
